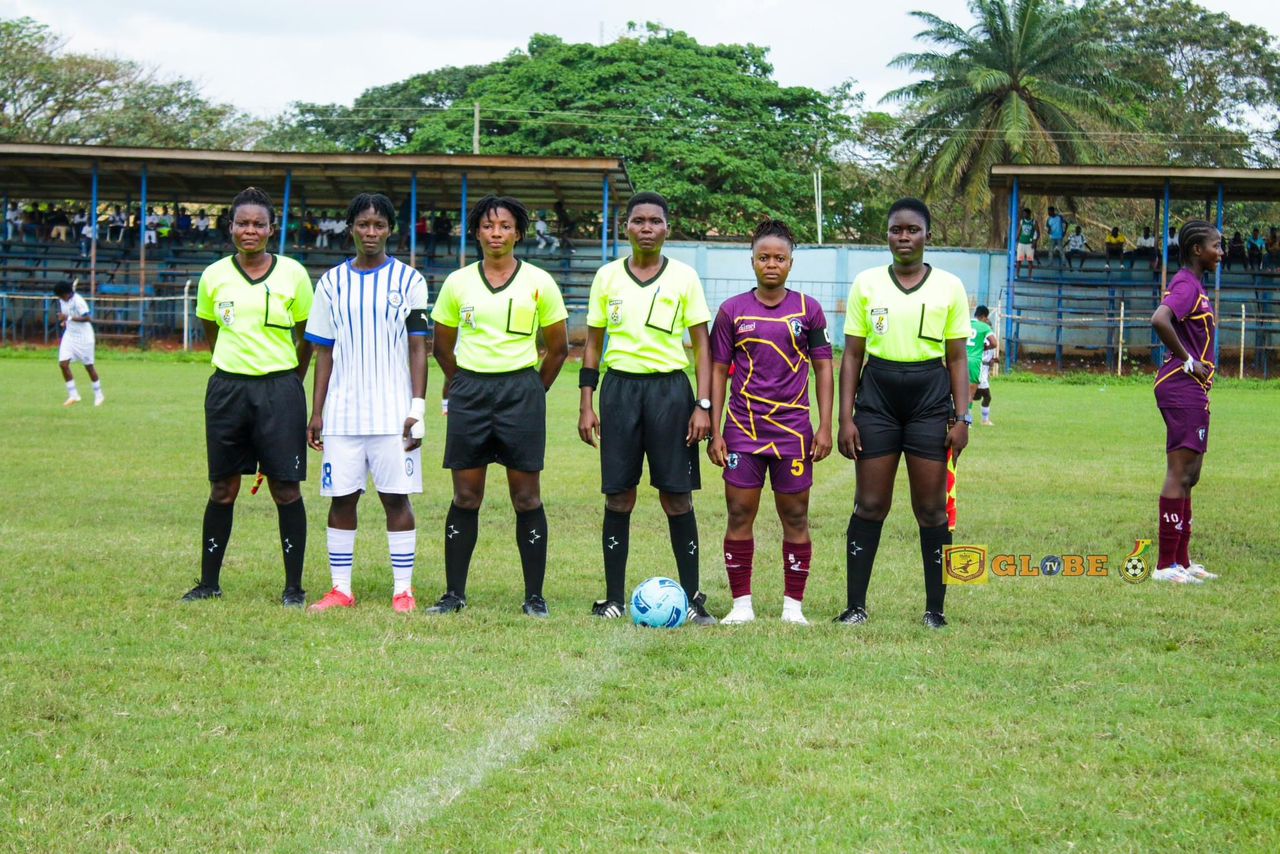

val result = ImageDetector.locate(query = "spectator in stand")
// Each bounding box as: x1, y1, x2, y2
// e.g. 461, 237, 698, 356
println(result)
1246, 227, 1266, 271
176, 208, 193, 245
534, 212, 559, 252
413, 212, 429, 252
1266, 227, 1280, 271
48, 208, 71, 242
1045, 206, 1067, 269
1225, 231, 1246, 271
555, 200, 578, 255
1133, 226, 1157, 270
72, 209, 88, 242
157, 207, 175, 244
194, 209, 211, 245
1014, 207, 1038, 277
4, 201, 19, 240
427, 212, 452, 259
1065, 225, 1090, 270
107, 206, 126, 243
314, 213, 330, 249
23, 207, 41, 242
1103, 226, 1127, 271
145, 207, 159, 246
79, 216, 95, 257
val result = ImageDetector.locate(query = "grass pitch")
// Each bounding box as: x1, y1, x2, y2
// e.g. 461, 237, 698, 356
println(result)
1, 350, 1277, 851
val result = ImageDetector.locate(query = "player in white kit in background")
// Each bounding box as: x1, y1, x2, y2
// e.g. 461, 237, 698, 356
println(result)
303, 193, 430, 613
53, 280, 103, 406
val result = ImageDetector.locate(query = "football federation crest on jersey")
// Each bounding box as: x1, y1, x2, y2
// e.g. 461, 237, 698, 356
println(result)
726, 452, 740, 470
460, 305, 476, 328
218, 301, 235, 326
789, 318, 803, 338
608, 299, 624, 325
387, 291, 403, 308
871, 307, 888, 335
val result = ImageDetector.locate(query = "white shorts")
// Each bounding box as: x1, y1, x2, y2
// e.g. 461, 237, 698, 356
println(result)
1016, 243, 1035, 262
978, 363, 990, 389
320, 434, 423, 497
59, 335, 95, 364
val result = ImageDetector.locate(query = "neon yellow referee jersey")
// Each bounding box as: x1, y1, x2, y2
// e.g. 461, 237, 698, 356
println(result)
843, 265, 971, 361
196, 254, 313, 375
431, 260, 567, 373
586, 256, 711, 373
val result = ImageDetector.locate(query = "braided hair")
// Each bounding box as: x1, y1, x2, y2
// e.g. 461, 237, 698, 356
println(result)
466, 195, 529, 240
346, 193, 397, 230
751, 218, 796, 248
229, 186, 275, 223
1178, 220, 1217, 262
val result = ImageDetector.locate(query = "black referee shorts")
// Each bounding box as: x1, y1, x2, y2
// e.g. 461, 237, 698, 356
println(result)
854, 355, 952, 462
444, 367, 546, 472
599, 369, 700, 494
205, 369, 307, 482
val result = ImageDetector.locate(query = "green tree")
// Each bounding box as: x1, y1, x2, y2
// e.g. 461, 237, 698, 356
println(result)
396, 25, 857, 240
886, 0, 1134, 244
0, 16, 258, 148
259, 65, 497, 153
1083, 0, 1280, 167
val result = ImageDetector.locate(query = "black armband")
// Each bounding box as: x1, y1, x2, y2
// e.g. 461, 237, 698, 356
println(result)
578, 367, 600, 389
807, 326, 832, 349
405, 309, 431, 334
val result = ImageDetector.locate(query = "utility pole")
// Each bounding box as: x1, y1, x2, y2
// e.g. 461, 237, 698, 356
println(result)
473, 102, 480, 154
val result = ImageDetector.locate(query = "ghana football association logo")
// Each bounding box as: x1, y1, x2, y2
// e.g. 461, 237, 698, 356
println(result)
1121, 539, 1152, 584
943, 545, 988, 585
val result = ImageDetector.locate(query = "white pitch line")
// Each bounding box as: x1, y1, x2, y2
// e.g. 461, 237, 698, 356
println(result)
336, 628, 644, 853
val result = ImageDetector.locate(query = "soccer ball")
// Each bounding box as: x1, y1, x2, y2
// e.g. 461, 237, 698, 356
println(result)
1123, 556, 1146, 580
630, 577, 688, 629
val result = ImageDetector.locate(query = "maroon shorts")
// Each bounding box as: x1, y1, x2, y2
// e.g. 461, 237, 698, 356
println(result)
1160, 406, 1209, 454
723, 450, 813, 494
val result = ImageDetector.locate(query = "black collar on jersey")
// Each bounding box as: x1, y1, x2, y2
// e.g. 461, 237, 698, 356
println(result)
888, 263, 932, 296
479, 258, 522, 294
625, 256, 668, 287
232, 253, 278, 286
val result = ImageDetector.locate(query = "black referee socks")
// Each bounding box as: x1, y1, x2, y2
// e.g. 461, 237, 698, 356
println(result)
667, 510, 701, 598
515, 505, 548, 599
276, 498, 307, 592
846, 514, 884, 610
200, 500, 234, 588
603, 508, 631, 604
444, 502, 479, 596
920, 523, 950, 614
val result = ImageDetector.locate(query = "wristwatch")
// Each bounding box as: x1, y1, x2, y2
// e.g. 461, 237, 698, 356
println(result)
696, 398, 712, 411
960, 413, 973, 426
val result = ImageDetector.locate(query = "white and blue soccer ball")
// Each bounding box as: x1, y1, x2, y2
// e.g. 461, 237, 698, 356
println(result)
630, 577, 688, 629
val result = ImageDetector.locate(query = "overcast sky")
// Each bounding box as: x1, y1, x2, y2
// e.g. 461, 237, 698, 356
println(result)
5, 0, 1278, 117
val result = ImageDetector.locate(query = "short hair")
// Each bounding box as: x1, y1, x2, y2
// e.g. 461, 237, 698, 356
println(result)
466, 195, 529, 240
1048, 206, 1057, 213
53, 280, 73, 297
346, 193, 397, 231
1022, 207, 1032, 215
975, 305, 990, 319
751, 219, 795, 248
1178, 220, 1217, 262
626, 192, 669, 218
229, 186, 275, 223
889, 197, 932, 232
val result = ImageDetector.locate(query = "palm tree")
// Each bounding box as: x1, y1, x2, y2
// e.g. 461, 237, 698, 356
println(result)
885, 0, 1134, 244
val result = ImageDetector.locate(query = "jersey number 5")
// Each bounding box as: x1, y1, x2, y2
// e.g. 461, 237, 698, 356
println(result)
790, 460, 805, 476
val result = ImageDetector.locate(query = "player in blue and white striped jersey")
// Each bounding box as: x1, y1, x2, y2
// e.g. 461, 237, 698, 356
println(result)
304, 193, 430, 613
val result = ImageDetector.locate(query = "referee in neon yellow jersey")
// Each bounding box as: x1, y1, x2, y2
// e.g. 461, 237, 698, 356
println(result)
426, 195, 569, 618
835, 198, 971, 629
182, 186, 315, 606
578, 191, 717, 624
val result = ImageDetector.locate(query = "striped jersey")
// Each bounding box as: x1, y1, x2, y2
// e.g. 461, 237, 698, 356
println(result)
59, 294, 94, 345
304, 257, 429, 435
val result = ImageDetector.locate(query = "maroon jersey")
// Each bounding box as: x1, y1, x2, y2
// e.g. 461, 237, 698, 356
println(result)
711, 289, 832, 458
1154, 268, 1215, 409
